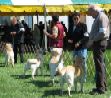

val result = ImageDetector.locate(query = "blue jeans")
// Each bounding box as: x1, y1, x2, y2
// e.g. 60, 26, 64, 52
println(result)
73, 49, 87, 82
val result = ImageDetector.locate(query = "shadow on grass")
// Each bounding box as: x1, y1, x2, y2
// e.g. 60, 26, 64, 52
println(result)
0, 63, 5, 67
42, 90, 86, 97
28, 79, 57, 87
11, 74, 50, 80
11, 74, 31, 79
42, 89, 61, 97
41, 90, 79, 96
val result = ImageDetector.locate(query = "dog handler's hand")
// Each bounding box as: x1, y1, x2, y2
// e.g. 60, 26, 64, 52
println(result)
75, 42, 80, 48
68, 40, 73, 43
87, 40, 93, 48
10, 32, 16, 36
43, 29, 49, 36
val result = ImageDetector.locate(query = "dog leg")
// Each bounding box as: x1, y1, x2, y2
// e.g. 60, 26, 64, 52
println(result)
35, 68, 39, 75
80, 79, 84, 93
7, 56, 10, 67
60, 77, 64, 96
5, 60, 8, 67
76, 75, 84, 93
74, 80, 77, 92
40, 62, 43, 75
12, 63, 14, 67
23, 64, 29, 78
32, 67, 37, 79
49, 63, 57, 85
36, 66, 43, 76
68, 85, 72, 96
11, 57, 14, 67
5, 55, 8, 67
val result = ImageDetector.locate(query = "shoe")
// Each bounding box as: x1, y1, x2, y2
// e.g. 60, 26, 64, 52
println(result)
105, 87, 107, 91
92, 88, 98, 92
21, 60, 24, 63
89, 88, 105, 95
89, 90, 98, 95
20, 60, 24, 63
14, 62, 17, 64
97, 90, 105, 94
92, 87, 107, 92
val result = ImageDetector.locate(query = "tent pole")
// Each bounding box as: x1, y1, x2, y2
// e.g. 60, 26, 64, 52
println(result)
37, 14, 39, 25
32, 16, 33, 30
44, 4, 47, 51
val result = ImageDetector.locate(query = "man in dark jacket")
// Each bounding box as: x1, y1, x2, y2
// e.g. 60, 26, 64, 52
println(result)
10, 17, 25, 63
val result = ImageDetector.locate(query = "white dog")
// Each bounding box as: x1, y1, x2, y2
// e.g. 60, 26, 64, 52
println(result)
23, 48, 43, 79
57, 56, 84, 96
4, 43, 14, 67
49, 48, 63, 85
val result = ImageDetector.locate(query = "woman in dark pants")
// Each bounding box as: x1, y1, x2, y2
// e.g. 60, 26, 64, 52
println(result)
10, 17, 25, 63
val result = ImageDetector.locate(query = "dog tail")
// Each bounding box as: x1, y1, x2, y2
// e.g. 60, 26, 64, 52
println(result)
75, 67, 82, 78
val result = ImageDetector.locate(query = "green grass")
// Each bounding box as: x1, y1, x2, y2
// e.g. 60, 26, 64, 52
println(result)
0, 51, 111, 98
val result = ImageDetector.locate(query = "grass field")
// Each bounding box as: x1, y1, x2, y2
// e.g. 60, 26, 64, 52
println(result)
0, 50, 111, 98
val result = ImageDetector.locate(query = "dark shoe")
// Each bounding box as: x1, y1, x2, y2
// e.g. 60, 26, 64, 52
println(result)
98, 90, 105, 94
89, 90, 98, 95
21, 61, 24, 63
20, 59, 24, 63
14, 62, 17, 64
92, 88, 98, 92
89, 88, 105, 95
105, 87, 107, 91
92, 87, 106, 92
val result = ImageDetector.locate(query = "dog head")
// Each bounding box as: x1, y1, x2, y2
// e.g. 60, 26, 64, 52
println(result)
4, 43, 13, 52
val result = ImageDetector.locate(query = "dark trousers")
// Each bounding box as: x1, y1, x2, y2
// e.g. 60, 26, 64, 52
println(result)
14, 43, 24, 63
92, 40, 107, 91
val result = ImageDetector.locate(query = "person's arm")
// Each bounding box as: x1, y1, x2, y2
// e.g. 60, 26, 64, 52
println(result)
75, 24, 89, 48
79, 24, 89, 44
9, 26, 16, 36
18, 23, 25, 33
43, 26, 58, 39
93, 14, 109, 41
67, 26, 73, 44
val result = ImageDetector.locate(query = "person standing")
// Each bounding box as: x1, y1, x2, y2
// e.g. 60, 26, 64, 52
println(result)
68, 12, 89, 82
87, 5, 110, 94
33, 24, 40, 48
43, 15, 65, 85
9, 16, 25, 64
38, 21, 44, 48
